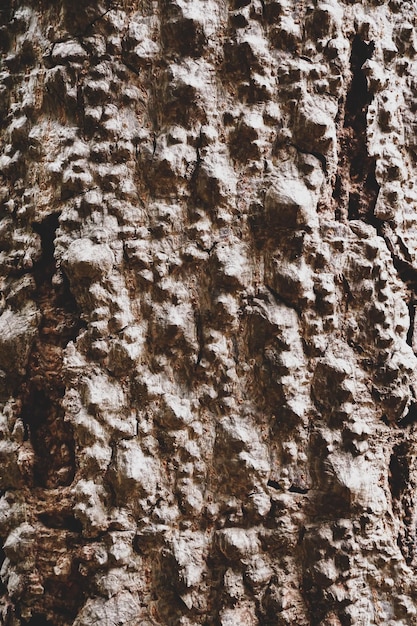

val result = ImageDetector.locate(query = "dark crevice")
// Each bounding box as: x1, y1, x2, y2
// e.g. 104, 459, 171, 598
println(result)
398, 401, 417, 427
380, 413, 390, 427
345, 36, 379, 221
20, 214, 84, 489
375, 227, 417, 353
267, 479, 281, 490
288, 484, 309, 494
265, 284, 300, 314
38, 511, 83, 532
333, 35, 379, 222
406, 302, 415, 348
22, 616, 53, 626
300, 578, 328, 626
387, 253, 417, 293
389, 442, 416, 564
389, 442, 408, 500
42, 577, 86, 622
345, 36, 375, 130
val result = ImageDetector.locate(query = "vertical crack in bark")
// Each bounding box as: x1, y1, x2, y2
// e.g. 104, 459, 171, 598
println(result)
389, 441, 417, 564
379, 233, 417, 361
333, 35, 380, 221
20, 214, 82, 489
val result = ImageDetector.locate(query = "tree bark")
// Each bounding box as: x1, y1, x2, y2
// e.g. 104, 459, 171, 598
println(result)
1, 0, 417, 624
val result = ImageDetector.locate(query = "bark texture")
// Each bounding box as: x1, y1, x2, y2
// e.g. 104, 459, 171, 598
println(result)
1, 0, 417, 624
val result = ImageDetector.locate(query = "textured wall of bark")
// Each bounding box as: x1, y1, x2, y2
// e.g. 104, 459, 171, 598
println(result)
1, 0, 417, 624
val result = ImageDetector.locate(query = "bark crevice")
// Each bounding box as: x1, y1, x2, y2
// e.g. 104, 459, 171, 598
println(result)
334, 35, 380, 222
20, 215, 82, 489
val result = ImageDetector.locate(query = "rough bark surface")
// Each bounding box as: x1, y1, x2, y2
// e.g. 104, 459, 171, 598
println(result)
1, 0, 417, 624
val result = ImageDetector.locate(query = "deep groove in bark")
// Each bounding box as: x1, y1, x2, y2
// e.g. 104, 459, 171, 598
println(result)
38, 511, 83, 532
399, 401, 417, 426
389, 442, 416, 564
375, 235, 417, 353
334, 35, 380, 222
389, 442, 408, 500
20, 215, 82, 489
406, 299, 416, 349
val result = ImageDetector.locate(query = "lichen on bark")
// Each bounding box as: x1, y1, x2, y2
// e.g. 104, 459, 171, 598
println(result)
1, 1, 417, 625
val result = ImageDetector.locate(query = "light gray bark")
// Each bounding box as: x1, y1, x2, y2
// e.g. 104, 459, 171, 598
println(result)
1, 0, 417, 624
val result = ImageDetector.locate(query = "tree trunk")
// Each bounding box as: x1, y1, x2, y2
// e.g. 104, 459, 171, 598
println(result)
1, 0, 417, 624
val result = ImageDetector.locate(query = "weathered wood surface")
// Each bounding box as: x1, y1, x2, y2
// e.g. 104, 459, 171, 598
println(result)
1, 1, 417, 624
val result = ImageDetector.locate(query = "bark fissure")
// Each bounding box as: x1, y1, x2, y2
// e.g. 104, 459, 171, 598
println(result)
20, 215, 82, 489
334, 35, 380, 222
389, 441, 417, 565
